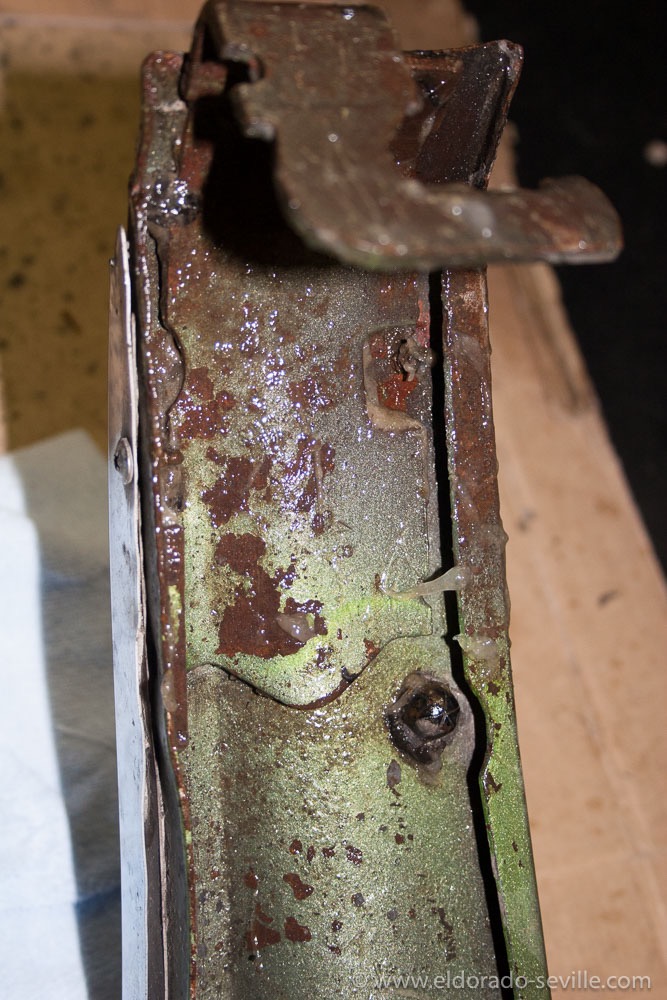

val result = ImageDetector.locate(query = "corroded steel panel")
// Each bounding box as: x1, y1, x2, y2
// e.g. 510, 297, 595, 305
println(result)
112, 3, 621, 997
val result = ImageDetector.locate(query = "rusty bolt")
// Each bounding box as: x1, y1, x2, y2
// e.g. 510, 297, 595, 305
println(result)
386, 672, 460, 768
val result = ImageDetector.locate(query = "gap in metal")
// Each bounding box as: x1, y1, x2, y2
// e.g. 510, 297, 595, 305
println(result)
428, 270, 513, 999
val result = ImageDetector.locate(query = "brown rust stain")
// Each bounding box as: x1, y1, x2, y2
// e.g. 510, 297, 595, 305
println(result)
283, 873, 314, 900
333, 342, 355, 377
289, 839, 303, 855
432, 906, 457, 959
203, 454, 271, 526
345, 844, 363, 866
364, 638, 381, 663
280, 437, 335, 517
245, 902, 281, 949
284, 916, 312, 943
243, 867, 259, 890
485, 772, 502, 795
172, 365, 236, 440
283, 597, 327, 636
368, 331, 389, 359
255, 902, 272, 924
214, 533, 326, 660
246, 919, 280, 950
386, 759, 401, 789
377, 371, 418, 412
288, 374, 337, 411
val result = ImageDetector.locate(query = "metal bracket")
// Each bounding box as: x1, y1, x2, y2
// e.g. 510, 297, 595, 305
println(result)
186, 1, 621, 270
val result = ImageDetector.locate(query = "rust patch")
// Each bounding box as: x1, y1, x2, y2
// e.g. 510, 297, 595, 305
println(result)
432, 906, 457, 959
283, 873, 314, 900
172, 367, 236, 441
280, 436, 335, 517
214, 533, 324, 659
246, 919, 280, 950
364, 638, 380, 662
306, 845, 315, 863
284, 916, 312, 943
243, 867, 259, 890
377, 372, 418, 412
345, 844, 363, 866
322, 845, 336, 858
255, 902, 272, 924
283, 597, 327, 637
188, 366, 215, 399
327, 945, 342, 956
331, 920, 342, 933
289, 839, 303, 855
368, 331, 389, 360
485, 772, 503, 795
395, 834, 405, 845
288, 375, 336, 411
203, 454, 271, 526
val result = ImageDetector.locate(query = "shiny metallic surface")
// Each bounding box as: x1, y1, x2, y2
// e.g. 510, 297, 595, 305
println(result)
108, 228, 162, 999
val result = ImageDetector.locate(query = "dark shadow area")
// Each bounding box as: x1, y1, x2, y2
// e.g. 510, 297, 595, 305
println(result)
194, 83, 333, 269
429, 274, 513, 999
465, 0, 667, 571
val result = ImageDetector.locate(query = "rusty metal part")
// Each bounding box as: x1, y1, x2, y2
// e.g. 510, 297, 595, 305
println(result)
386, 672, 461, 768
189, 1, 621, 271
111, 2, 622, 998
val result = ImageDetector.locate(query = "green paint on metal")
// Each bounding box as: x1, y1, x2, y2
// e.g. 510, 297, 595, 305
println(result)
181, 637, 501, 999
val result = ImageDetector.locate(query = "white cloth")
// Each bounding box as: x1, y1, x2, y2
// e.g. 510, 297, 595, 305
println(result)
0, 431, 120, 999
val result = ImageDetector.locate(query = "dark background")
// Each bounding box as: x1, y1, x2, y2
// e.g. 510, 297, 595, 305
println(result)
465, 0, 666, 570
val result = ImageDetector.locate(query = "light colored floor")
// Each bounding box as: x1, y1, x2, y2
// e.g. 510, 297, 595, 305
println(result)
1, 1, 665, 992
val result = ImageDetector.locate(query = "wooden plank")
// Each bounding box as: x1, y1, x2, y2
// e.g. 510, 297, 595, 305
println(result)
489, 259, 667, 987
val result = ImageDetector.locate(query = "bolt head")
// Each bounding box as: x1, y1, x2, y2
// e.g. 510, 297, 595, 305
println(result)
386, 672, 460, 768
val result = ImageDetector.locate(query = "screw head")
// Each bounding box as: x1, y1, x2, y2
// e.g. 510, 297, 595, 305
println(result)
386, 672, 460, 768
114, 437, 134, 485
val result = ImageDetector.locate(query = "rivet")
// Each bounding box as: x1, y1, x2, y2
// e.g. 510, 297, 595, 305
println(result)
114, 437, 134, 485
